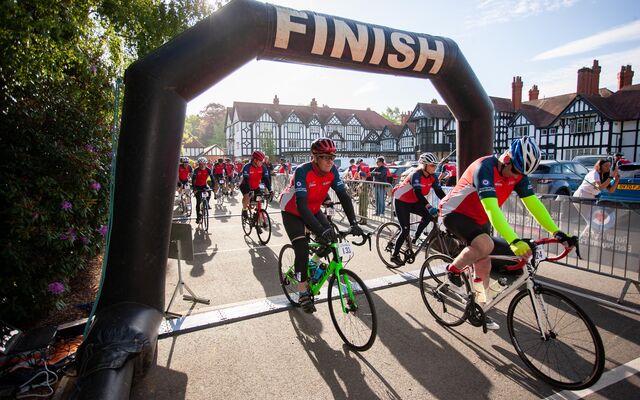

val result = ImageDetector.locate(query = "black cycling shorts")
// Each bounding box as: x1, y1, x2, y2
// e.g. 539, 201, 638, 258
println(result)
443, 212, 491, 245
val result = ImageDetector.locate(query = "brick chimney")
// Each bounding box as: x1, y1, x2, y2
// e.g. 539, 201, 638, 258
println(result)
576, 67, 592, 95
273, 95, 279, 105
528, 85, 539, 101
310, 97, 317, 108
590, 60, 601, 95
512, 76, 523, 110
618, 65, 635, 90
430, 99, 438, 104
401, 112, 410, 125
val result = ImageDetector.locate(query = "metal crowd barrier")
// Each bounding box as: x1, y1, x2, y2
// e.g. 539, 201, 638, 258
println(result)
500, 193, 640, 304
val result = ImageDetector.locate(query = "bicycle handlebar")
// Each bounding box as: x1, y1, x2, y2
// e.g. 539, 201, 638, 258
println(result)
337, 228, 372, 250
532, 237, 581, 261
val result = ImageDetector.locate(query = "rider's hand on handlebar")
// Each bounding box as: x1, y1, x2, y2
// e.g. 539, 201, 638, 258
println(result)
510, 239, 532, 258
317, 228, 338, 244
350, 223, 364, 237
427, 206, 438, 218
553, 230, 578, 248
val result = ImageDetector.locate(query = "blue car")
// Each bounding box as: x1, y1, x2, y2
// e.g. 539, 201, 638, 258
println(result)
597, 163, 640, 203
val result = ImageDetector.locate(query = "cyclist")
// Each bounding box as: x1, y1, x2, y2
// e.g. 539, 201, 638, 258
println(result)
439, 136, 576, 330
191, 157, 214, 224
240, 151, 272, 219
279, 138, 363, 313
177, 157, 193, 194
224, 158, 235, 192
390, 153, 446, 266
212, 158, 226, 199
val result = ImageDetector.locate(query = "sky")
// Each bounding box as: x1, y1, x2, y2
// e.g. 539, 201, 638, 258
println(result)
187, 0, 640, 116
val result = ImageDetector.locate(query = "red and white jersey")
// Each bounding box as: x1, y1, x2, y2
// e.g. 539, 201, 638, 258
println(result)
439, 156, 534, 225
280, 162, 346, 217
392, 170, 441, 203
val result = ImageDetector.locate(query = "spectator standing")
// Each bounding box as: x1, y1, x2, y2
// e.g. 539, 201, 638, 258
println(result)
439, 159, 457, 186
356, 160, 370, 225
371, 157, 389, 216
613, 152, 631, 171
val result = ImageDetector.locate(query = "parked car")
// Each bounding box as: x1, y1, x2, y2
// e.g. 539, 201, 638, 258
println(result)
528, 160, 588, 195
388, 165, 413, 185
572, 154, 611, 171
598, 163, 640, 203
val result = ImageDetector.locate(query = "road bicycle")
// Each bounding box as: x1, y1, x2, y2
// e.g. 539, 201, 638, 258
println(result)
278, 227, 376, 351
194, 187, 212, 231
214, 178, 227, 206
376, 216, 463, 269
242, 184, 271, 244
177, 183, 192, 218
419, 238, 604, 390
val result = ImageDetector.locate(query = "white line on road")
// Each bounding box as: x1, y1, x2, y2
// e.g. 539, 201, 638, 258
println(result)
542, 357, 640, 400
158, 267, 426, 337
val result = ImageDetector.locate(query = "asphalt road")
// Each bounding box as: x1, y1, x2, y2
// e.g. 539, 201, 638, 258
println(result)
131, 193, 640, 399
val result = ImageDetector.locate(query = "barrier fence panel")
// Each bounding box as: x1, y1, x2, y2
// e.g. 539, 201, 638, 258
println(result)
501, 193, 640, 295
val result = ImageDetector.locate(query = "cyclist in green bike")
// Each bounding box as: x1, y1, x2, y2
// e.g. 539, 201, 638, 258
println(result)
439, 136, 577, 330
279, 137, 363, 313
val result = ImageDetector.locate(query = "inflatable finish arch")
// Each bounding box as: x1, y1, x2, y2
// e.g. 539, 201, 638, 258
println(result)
75, 1, 493, 397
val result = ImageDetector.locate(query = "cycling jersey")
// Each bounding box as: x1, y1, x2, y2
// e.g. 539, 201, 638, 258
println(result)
393, 170, 443, 203
440, 156, 534, 225
444, 163, 457, 177
224, 163, 234, 176
235, 162, 243, 173
358, 163, 371, 178
192, 167, 213, 187
280, 162, 346, 216
241, 163, 270, 190
349, 165, 358, 178
213, 163, 225, 175
178, 164, 192, 182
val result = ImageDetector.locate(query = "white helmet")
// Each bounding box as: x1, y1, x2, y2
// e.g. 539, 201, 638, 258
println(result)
197, 157, 207, 164
509, 136, 541, 175
418, 152, 439, 165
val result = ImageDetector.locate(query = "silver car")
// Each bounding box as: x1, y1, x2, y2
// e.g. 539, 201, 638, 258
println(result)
528, 160, 588, 195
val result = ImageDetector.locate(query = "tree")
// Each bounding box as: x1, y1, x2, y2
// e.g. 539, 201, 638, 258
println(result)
184, 102, 227, 147
0, 0, 216, 324
381, 106, 401, 124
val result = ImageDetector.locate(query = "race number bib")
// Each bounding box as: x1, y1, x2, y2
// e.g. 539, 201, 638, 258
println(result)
325, 207, 335, 216
338, 241, 353, 258
535, 246, 546, 261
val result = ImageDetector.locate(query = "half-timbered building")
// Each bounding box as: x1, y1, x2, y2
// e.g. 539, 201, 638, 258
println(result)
224, 97, 391, 162
409, 101, 456, 160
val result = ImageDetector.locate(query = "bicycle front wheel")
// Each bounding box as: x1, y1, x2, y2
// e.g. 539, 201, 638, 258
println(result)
420, 254, 470, 326
202, 200, 209, 231
507, 287, 605, 390
277, 244, 300, 306
256, 209, 271, 244
327, 269, 377, 351
242, 210, 252, 235
376, 222, 404, 269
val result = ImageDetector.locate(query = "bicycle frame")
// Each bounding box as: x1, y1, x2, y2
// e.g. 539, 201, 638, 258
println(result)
306, 242, 355, 314
441, 238, 575, 337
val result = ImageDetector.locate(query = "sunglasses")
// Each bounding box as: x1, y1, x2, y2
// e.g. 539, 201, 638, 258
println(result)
317, 154, 336, 161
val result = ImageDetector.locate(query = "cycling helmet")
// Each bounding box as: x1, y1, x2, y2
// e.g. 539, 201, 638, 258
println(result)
311, 137, 337, 154
180, 157, 189, 163
509, 136, 541, 175
252, 150, 266, 161
418, 152, 439, 165
197, 157, 207, 164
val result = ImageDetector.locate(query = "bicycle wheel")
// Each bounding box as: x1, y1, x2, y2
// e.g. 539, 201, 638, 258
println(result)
217, 188, 223, 206
375, 222, 404, 269
420, 254, 470, 326
327, 269, 377, 351
202, 199, 209, 231
242, 209, 253, 235
256, 209, 272, 244
278, 244, 300, 306
508, 287, 605, 390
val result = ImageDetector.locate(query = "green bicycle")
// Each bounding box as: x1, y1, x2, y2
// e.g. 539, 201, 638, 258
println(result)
278, 228, 377, 351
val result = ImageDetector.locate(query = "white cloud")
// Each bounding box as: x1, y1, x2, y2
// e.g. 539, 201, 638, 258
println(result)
467, 0, 578, 28
534, 20, 640, 60
530, 47, 640, 97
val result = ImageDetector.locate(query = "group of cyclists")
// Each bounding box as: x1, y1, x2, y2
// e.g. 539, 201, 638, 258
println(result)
177, 135, 578, 328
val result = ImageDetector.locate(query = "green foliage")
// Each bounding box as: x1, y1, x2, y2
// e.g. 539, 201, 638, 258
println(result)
0, 0, 214, 325
381, 106, 401, 124
185, 102, 227, 148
